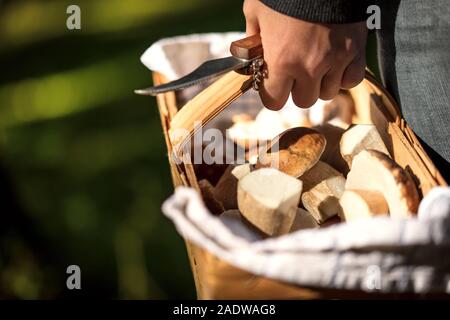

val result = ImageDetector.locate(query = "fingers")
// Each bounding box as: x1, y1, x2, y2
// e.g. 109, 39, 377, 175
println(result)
320, 66, 345, 100
291, 74, 321, 108
242, 0, 367, 109
262, 56, 364, 109
341, 54, 366, 89
259, 69, 293, 110
319, 53, 365, 100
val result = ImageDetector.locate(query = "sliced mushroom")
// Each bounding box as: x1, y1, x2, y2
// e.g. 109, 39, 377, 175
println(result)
339, 190, 389, 221
340, 124, 390, 168
300, 161, 346, 224
238, 168, 302, 236
345, 150, 419, 218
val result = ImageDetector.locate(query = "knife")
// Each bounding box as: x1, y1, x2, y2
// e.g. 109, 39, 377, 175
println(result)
134, 34, 263, 96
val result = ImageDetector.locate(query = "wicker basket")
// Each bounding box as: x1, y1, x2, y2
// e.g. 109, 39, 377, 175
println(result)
153, 68, 447, 299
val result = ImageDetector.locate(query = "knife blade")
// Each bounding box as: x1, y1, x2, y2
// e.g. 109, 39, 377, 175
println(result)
135, 34, 263, 96
134, 56, 253, 96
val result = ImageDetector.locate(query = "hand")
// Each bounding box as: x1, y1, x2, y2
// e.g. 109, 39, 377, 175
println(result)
243, 0, 368, 109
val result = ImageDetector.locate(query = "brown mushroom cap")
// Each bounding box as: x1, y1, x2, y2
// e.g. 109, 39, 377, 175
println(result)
213, 164, 252, 210
255, 127, 326, 178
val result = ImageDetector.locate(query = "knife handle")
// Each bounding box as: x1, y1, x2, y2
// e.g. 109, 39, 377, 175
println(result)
230, 34, 263, 60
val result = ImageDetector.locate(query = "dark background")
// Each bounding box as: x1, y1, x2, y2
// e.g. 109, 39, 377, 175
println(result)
0, 0, 377, 299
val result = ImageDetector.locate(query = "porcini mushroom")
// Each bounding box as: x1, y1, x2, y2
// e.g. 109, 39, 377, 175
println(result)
213, 163, 252, 210
345, 150, 419, 218
339, 189, 389, 221
237, 168, 302, 236
340, 124, 390, 168
255, 127, 326, 178
290, 208, 319, 232
300, 161, 346, 223
198, 179, 225, 215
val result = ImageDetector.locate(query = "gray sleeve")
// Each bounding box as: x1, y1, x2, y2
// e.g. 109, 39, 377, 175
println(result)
259, 0, 374, 23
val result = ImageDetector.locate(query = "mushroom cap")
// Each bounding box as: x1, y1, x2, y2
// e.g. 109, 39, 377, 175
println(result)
255, 127, 326, 178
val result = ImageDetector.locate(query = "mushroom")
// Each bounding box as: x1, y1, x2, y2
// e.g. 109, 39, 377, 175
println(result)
226, 121, 259, 150
213, 163, 252, 210
345, 150, 419, 218
319, 215, 342, 228
290, 208, 319, 232
198, 179, 225, 215
299, 161, 346, 224
340, 124, 390, 168
312, 123, 348, 175
339, 190, 389, 221
227, 108, 287, 150
237, 168, 303, 236
255, 127, 326, 178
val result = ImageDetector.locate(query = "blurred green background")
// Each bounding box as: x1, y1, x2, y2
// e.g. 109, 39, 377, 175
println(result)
0, 0, 378, 299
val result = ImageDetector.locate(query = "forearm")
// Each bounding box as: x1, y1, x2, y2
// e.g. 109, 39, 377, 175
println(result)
259, 0, 376, 23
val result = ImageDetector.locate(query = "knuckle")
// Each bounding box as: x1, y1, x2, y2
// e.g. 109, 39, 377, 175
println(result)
347, 42, 359, 56
268, 56, 294, 74
344, 39, 359, 56
334, 49, 351, 63
304, 55, 328, 78
334, 41, 359, 63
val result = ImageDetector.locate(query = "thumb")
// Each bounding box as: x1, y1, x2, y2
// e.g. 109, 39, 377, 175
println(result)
246, 16, 260, 36
243, 0, 260, 36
